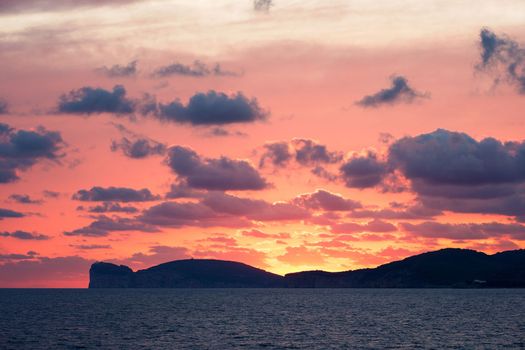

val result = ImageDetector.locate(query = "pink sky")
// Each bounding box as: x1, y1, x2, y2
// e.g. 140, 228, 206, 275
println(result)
1, 0, 525, 287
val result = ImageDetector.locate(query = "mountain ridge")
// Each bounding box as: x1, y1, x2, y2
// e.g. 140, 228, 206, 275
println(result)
89, 248, 525, 288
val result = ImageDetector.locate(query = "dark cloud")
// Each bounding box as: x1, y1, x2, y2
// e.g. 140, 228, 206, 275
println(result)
356, 76, 429, 107
58, 85, 135, 115
340, 152, 388, 188
0, 230, 50, 240
259, 139, 342, 172
97, 60, 138, 78
0, 208, 24, 219
73, 186, 159, 202
417, 189, 525, 218
0, 99, 7, 114
153, 60, 239, 78
206, 127, 247, 137
387, 129, 525, 219
156, 90, 267, 125
167, 146, 268, 191
8, 194, 42, 204
111, 137, 166, 159
311, 166, 338, 182
64, 215, 159, 237
0, 0, 143, 14
401, 221, 525, 240
77, 202, 138, 214
259, 142, 292, 167
110, 122, 166, 159
293, 190, 361, 211
477, 28, 525, 94
0, 123, 65, 183
389, 129, 525, 186
293, 139, 342, 166
254, 0, 273, 12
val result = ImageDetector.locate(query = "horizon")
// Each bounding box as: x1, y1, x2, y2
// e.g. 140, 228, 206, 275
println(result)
2, 0, 525, 288
94, 246, 524, 274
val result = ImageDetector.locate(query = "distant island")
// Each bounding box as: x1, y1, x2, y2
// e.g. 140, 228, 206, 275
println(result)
89, 248, 525, 288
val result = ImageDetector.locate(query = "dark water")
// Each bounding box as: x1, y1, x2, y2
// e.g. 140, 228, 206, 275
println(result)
1, 289, 524, 349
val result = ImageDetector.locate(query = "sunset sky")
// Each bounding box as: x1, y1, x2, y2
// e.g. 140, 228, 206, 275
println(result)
1, 0, 525, 287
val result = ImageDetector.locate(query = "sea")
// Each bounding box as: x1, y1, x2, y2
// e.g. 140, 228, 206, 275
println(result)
1, 288, 524, 349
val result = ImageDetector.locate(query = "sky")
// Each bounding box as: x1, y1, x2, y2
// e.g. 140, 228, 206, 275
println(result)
1, 0, 525, 287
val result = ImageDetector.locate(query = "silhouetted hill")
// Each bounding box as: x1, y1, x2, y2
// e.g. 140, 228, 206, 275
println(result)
89, 259, 284, 288
285, 248, 525, 288
89, 249, 525, 288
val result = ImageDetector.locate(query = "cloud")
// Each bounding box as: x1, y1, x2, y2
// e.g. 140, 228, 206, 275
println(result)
43, 190, 60, 198
64, 215, 160, 237
249, 202, 311, 221
140, 192, 310, 228
0, 255, 93, 288
0, 208, 24, 219
311, 166, 338, 182
293, 189, 361, 211
385, 129, 525, 218
259, 139, 342, 171
477, 28, 525, 94
349, 203, 442, 220
8, 194, 43, 204
389, 129, 525, 186
70, 244, 111, 250
331, 219, 397, 234
356, 76, 429, 107
0, 123, 65, 183
77, 202, 138, 214
165, 182, 204, 199
0, 230, 50, 240
401, 221, 525, 240
58, 85, 136, 115
73, 186, 159, 202
97, 60, 138, 78
254, 0, 273, 12
140, 201, 252, 228
293, 139, 343, 166
167, 146, 268, 191
0, 99, 7, 114
201, 192, 268, 216
153, 60, 239, 78
110, 122, 166, 159
0, 251, 38, 261
156, 90, 267, 125
0, 0, 143, 14
416, 188, 525, 219
340, 152, 388, 188
259, 142, 292, 167
206, 127, 247, 138
202, 192, 310, 221
111, 137, 166, 159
